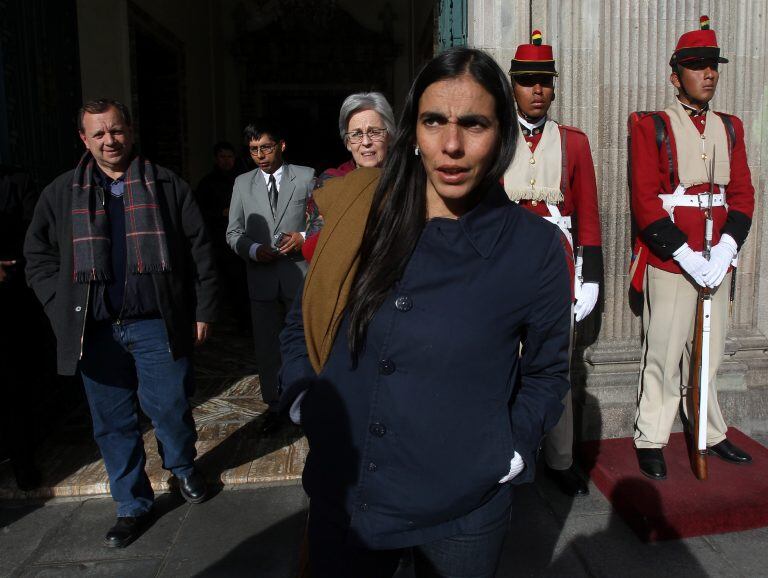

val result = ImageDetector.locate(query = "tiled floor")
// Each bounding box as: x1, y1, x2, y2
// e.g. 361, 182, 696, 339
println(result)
0, 325, 307, 500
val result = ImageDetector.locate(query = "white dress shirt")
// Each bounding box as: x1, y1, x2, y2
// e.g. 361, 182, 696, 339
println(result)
248, 165, 306, 261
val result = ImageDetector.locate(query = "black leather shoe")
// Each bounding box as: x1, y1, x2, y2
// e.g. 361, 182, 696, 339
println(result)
547, 465, 589, 497
636, 448, 667, 480
178, 470, 208, 504
260, 412, 285, 436
709, 439, 753, 464
104, 514, 149, 548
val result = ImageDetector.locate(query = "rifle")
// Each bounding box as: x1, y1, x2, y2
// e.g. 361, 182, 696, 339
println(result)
574, 246, 584, 303
687, 150, 716, 481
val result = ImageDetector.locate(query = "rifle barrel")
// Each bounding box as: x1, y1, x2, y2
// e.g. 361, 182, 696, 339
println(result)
688, 290, 710, 481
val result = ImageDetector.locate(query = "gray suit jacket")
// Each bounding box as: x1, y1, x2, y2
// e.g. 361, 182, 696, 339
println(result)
226, 163, 314, 301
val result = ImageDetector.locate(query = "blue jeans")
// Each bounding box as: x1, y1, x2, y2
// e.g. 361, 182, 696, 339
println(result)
308, 500, 511, 578
79, 318, 197, 517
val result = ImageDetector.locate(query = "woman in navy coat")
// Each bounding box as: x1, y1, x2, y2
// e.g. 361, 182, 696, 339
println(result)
279, 47, 572, 578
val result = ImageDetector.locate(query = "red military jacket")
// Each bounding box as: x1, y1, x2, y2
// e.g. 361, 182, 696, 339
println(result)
629, 109, 754, 277
516, 123, 603, 284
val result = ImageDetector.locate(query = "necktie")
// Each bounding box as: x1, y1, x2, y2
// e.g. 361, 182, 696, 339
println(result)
268, 174, 278, 218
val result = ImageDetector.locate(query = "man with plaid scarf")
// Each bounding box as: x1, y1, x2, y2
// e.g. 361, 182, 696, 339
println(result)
24, 98, 218, 548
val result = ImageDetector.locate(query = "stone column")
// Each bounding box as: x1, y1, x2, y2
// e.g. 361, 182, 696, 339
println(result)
469, 0, 768, 438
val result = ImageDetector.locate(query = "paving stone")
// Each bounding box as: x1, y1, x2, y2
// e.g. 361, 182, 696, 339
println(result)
702, 526, 768, 576
159, 485, 308, 577
4, 483, 768, 577
17, 559, 162, 577
534, 468, 613, 522
498, 484, 589, 577
556, 509, 740, 577
33, 494, 187, 564
0, 502, 80, 576
752, 433, 768, 448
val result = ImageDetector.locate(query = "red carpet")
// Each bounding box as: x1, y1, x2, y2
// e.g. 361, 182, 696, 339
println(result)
579, 428, 768, 541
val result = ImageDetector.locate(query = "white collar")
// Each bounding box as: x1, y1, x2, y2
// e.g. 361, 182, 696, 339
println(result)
517, 115, 547, 131
677, 97, 709, 117
261, 164, 284, 185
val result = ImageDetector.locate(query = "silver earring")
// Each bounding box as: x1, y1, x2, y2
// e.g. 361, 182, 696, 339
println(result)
414, 145, 420, 156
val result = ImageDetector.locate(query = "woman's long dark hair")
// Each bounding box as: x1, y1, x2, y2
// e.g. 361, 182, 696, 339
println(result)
345, 47, 517, 361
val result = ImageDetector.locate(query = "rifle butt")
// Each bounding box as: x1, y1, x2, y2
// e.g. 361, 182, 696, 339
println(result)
692, 451, 708, 481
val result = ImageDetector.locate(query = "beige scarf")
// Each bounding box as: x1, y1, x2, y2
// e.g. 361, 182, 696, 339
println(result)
503, 119, 563, 204
665, 99, 730, 187
302, 167, 380, 373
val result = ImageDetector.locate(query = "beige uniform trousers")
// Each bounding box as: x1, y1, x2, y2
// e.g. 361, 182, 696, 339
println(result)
544, 311, 575, 470
544, 389, 574, 470
634, 266, 730, 449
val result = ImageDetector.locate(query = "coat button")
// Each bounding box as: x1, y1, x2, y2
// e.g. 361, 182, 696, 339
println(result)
75, 306, 82, 312
378, 359, 395, 375
369, 422, 387, 437
394, 296, 413, 312
367, 462, 378, 472
359, 503, 369, 512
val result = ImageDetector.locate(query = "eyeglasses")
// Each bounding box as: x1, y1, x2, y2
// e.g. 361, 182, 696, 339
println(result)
249, 143, 277, 155
345, 127, 388, 144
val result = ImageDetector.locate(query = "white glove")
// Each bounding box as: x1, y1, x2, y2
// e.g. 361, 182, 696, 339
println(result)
288, 390, 307, 425
574, 282, 599, 322
673, 244, 709, 287
498, 451, 525, 483
705, 234, 737, 288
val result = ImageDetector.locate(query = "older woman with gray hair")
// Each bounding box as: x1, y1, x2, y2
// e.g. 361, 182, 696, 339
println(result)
336, 92, 395, 171
302, 92, 395, 261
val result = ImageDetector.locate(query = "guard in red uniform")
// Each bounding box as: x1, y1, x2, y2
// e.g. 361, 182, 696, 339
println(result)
629, 16, 754, 480
506, 31, 603, 496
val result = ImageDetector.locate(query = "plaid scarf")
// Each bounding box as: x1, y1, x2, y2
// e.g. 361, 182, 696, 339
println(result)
71, 152, 171, 283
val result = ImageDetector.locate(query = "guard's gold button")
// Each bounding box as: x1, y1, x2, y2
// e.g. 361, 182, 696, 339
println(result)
531, 200, 538, 206
527, 141, 533, 148
529, 158, 535, 165
701, 153, 707, 160
530, 178, 536, 185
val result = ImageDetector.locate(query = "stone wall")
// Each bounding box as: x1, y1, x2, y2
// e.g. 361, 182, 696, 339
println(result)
469, 0, 768, 438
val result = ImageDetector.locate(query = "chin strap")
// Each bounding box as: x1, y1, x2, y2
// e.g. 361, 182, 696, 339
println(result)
676, 70, 709, 114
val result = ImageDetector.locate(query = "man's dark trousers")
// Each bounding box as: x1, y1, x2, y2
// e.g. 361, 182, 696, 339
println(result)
79, 318, 197, 517
250, 291, 293, 412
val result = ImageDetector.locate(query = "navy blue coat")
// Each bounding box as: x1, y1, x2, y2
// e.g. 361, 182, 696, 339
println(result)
279, 184, 571, 549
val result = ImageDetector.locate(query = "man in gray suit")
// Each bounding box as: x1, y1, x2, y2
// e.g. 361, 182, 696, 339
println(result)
227, 122, 315, 434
